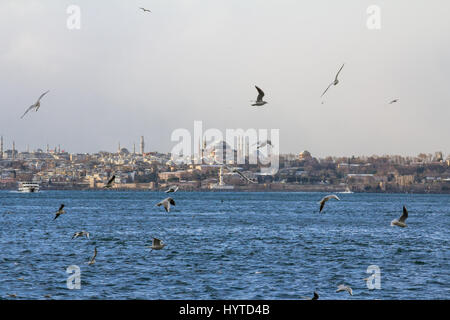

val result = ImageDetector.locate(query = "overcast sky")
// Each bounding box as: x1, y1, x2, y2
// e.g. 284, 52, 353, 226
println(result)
1, 0, 449, 158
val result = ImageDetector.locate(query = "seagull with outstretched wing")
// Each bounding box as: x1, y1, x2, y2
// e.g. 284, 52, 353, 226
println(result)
336, 284, 353, 296
88, 247, 97, 265
156, 197, 176, 212
389, 99, 399, 104
225, 165, 257, 184
318, 194, 340, 213
148, 237, 165, 251
53, 204, 65, 220
321, 64, 344, 97
21, 90, 50, 119
139, 7, 151, 13
391, 205, 408, 227
104, 175, 115, 188
251, 86, 268, 106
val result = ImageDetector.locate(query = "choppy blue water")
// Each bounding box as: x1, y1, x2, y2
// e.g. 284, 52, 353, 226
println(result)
0, 190, 448, 300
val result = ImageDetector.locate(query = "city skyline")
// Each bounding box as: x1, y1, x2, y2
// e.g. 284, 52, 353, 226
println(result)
1, 1, 449, 157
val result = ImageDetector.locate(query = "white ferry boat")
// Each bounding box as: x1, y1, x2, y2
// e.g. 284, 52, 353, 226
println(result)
18, 182, 40, 193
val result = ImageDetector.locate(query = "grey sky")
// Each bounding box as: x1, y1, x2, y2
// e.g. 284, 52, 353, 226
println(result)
1, 0, 449, 157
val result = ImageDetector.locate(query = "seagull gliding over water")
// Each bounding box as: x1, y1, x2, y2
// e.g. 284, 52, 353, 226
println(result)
318, 194, 340, 213
156, 197, 176, 212
391, 205, 408, 227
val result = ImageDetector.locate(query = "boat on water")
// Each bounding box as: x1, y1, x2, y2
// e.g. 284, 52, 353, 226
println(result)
18, 182, 40, 193
339, 187, 354, 194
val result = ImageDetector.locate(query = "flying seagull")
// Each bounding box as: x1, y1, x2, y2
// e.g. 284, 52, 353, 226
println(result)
254, 140, 273, 149
336, 284, 353, 296
389, 99, 399, 104
225, 165, 257, 184
72, 231, 90, 239
301, 291, 319, 300
318, 194, 340, 213
321, 64, 345, 97
391, 205, 408, 228
104, 175, 115, 188
148, 238, 165, 251
156, 197, 176, 212
21, 90, 50, 119
139, 7, 151, 13
88, 247, 97, 265
165, 185, 179, 193
251, 86, 268, 106
53, 204, 65, 220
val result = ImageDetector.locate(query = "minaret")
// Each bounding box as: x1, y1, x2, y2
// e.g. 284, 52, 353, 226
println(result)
27, 144, 30, 153
118, 142, 121, 154
0, 136, 3, 159
58, 144, 61, 153
133, 143, 136, 154
12, 141, 15, 160
140, 136, 145, 155
46, 144, 50, 153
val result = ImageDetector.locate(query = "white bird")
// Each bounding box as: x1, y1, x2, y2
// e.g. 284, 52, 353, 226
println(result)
336, 284, 353, 296
389, 99, 399, 104
225, 165, 257, 184
104, 175, 115, 188
254, 140, 273, 149
318, 194, 340, 213
53, 204, 65, 220
72, 231, 90, 239
321, 64, 344, 97
391, 205, 408, 228
21, 90, 50, 119
156, 197, 176, 212
139, 7, 151, 13
148, 238, 165, 251
251, 86, 268, 106
165, 185, 179, 193
88, 247, 97, 265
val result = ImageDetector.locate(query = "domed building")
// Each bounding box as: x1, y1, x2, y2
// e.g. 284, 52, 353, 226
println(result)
299, 150, 312, 161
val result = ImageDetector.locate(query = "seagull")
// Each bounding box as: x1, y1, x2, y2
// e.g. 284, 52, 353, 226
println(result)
17, 277, 24, 281
251, 86, 268, 106
336, 284, 353, 296
254, 140, 273, 149
72, 231, 90, 239
391, 205, 408, 228
389, 99, 399, 104
156, 197, 176, 212
104, 175, 115, 188
43, 294, 52, 299
148, 238, 165, 251
7, 293, 17, 298
88, 247, 97, 265
165, 185, 179, 193
139, 7, 151, 13
318, 194, 340, 213
21, 90, 50, 119
321, 64, 345, 97
301, 291, 319, 300
53, 204, 65, 220
225, 165, 257, 184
